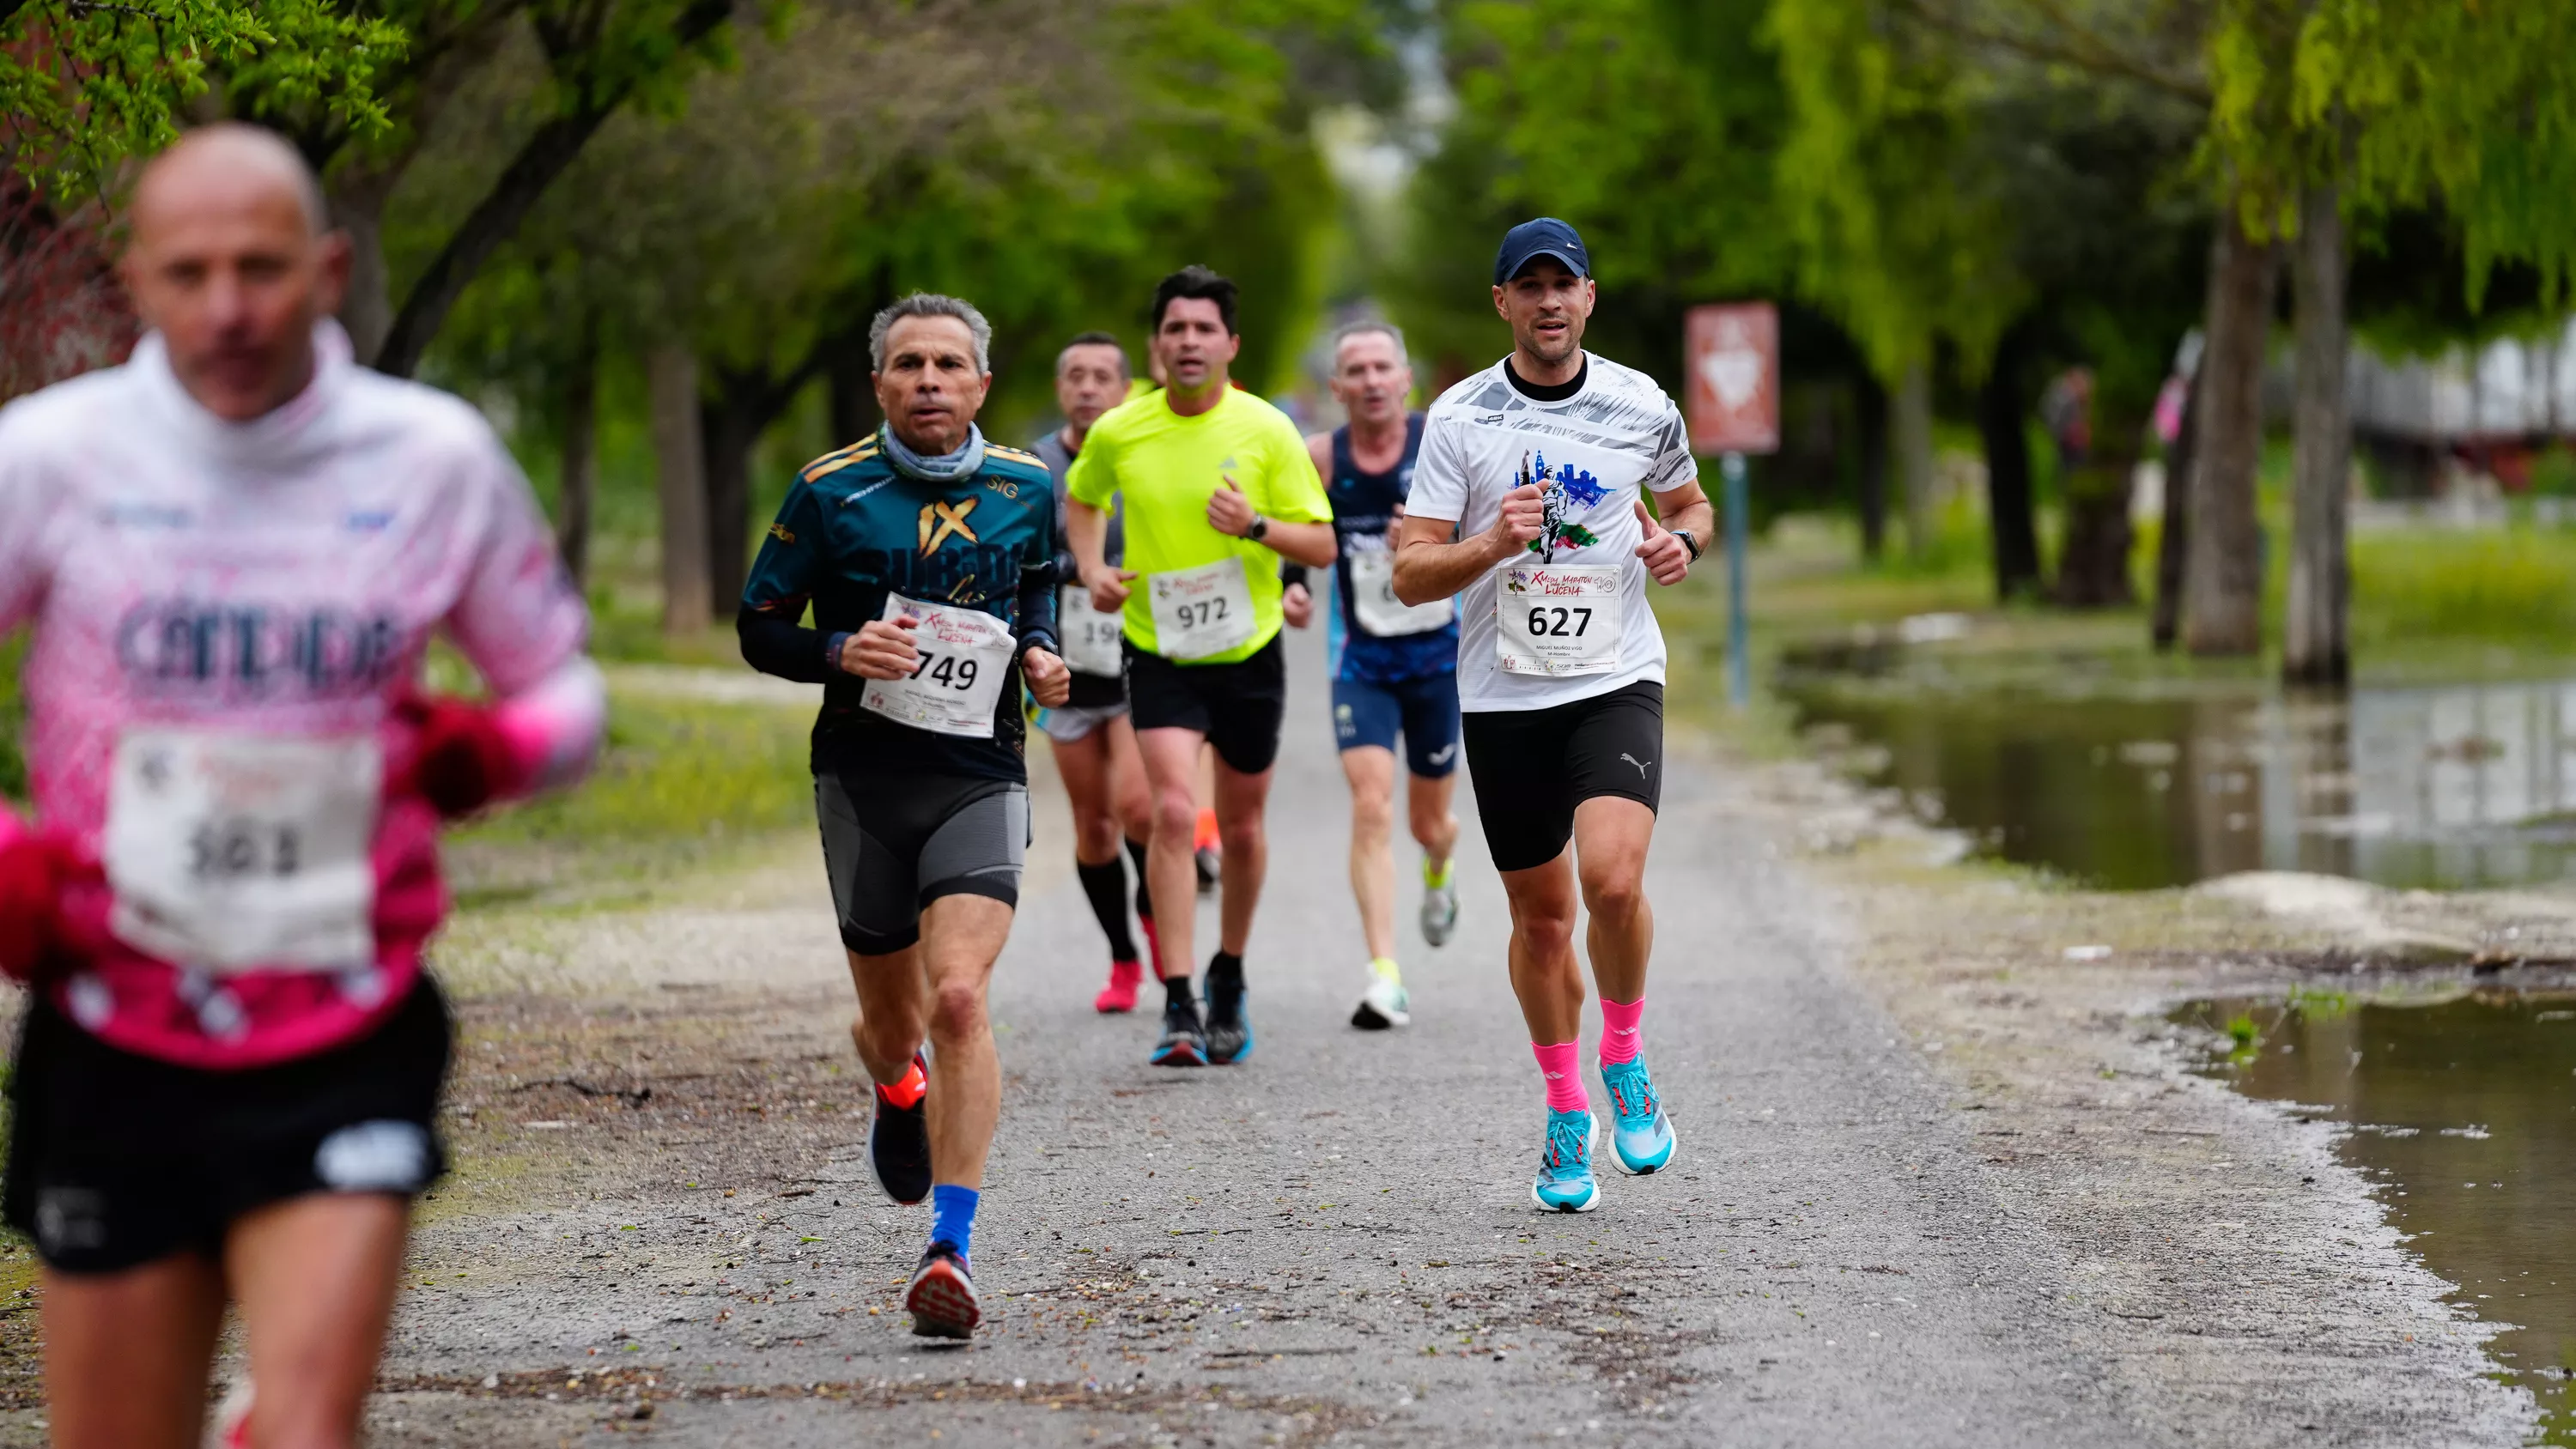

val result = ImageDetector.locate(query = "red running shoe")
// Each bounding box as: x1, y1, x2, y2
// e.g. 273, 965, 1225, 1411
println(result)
1094, 958, 1144, 1014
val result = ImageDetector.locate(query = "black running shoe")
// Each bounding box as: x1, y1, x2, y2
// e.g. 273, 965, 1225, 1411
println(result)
906, 1241, 981, 1339
869, 1053, 932, 1204
1151, 997, 1207, 1068
1204, 969, 1252, 1065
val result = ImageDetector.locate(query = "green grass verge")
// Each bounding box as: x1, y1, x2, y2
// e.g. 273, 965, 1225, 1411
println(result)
445, 688, 814, 909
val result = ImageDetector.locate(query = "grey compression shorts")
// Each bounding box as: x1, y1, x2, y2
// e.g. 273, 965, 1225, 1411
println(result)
815, 771, 1029, 955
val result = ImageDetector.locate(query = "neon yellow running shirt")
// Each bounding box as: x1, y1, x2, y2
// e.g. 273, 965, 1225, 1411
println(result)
1066, 385, 1331, 663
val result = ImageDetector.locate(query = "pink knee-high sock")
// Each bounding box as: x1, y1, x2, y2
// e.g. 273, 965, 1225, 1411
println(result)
1532, 1041, 1589, 1113
1598, 996, 1644, 1066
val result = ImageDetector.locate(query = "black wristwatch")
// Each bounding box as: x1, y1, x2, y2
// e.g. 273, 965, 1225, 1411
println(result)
1244, 513, 1269, 543
1671, 528, 1703, 563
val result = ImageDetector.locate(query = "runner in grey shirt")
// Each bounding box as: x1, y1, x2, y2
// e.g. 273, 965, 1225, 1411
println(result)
1030, 334, 1161, 1012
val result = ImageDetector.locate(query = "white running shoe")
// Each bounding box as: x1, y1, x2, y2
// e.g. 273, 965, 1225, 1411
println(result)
1351, 961, 1411, 1030
1419, 859, 1460, 947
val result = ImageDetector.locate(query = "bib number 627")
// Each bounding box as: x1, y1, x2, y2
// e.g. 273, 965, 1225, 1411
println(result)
1522, 604, 1593, 638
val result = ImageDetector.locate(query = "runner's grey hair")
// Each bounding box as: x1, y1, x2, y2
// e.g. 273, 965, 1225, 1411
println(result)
1331, 319, 1409, 371
871, 294, 993, 373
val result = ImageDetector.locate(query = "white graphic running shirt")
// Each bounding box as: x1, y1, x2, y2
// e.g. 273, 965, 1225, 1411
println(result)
0, 322, 600, 1069
1406, 353, 1698, 712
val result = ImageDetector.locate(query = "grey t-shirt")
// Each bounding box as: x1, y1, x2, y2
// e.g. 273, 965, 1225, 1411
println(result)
1036, 429, 1121, 567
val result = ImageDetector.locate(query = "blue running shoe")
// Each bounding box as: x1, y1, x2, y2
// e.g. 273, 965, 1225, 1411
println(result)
1204, 967, 1252, 1064
1531, 1109, 1601, 1213
1151, 997, 1208, 1067
1601, 1056, 1676, 1175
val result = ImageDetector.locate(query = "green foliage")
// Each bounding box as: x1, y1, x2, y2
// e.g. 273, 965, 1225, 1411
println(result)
452, 691, 811, 853
1770, 0, 2026, 379
0, 635, 22, 806
0, 0, 403, 198
1394, 0, 1793, 385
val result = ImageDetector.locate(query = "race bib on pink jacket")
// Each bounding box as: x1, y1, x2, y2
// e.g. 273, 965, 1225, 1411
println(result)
0, 323, 589, 1068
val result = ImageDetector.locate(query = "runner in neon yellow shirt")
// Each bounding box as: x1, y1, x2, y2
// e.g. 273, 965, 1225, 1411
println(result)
1065, 265, 1334, 1070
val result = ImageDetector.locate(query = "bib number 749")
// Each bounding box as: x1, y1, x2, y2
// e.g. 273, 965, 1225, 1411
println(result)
909, 651, 982, 691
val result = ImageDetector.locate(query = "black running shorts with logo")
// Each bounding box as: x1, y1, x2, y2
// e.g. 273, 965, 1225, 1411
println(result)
816, 769, 1030, 955
3, 974, 451, 1275
1122, 634, 1288, 774
1460, 681, 1664, 872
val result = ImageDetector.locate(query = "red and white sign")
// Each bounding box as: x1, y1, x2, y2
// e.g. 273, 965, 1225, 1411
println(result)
1685, 303, 1779, 455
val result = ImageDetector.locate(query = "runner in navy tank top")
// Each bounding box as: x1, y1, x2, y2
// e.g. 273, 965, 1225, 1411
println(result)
1283, 321, 1462, 1030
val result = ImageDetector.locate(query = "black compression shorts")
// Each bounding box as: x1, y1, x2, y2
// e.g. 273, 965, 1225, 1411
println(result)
816, 770, 1030, 955
1461, 681, 1664, 872
3, 976, 451, 1275
1122, 634, 1287, 775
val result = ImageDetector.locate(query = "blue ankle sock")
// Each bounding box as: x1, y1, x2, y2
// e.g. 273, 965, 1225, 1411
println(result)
929, 1184, 979, 1261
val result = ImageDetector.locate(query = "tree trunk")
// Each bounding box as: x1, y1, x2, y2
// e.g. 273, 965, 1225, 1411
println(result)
826, 331, 878, 445
1978, 318, 2042, 598
650, 347, 711, 634
1895, 358, 1935, 561
2055, 380, 2144, 609
1855, 370, 1889, 561
556, 317, 599, 586
2183, 208, 2279, 656
2151, 365, 2200, 650
325, 166, 404, 366
2284, 179, 2352, 685
701, 384, 764, 621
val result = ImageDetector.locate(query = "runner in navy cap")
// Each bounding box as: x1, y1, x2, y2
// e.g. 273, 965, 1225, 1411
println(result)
1492, 217, 1593, 287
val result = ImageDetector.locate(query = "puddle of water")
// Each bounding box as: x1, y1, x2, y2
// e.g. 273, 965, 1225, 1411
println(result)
2177, 988, 2576, 1440
1782, 652, 2576, 888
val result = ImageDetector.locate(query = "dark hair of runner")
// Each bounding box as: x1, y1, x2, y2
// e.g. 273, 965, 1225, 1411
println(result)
1057, 330, 1130, 379
1151, 266, 1239, 336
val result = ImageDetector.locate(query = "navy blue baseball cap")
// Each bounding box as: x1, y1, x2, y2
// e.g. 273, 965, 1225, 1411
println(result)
1493, 217, 1592, 286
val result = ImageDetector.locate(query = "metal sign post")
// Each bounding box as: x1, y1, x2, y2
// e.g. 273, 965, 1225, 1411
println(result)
1684, 303, 1780, 711
1722, 452, 1750, 708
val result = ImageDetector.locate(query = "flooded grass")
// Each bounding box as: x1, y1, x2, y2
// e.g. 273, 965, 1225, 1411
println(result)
2178, 986, 2576, 1441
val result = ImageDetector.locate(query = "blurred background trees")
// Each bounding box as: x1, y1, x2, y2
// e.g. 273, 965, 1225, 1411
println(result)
1, 0, 2571, 670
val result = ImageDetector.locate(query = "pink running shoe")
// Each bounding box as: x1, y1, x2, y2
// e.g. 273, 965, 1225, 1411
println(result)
210, 1379, 253, 1449
1095, 958, 1144, 1014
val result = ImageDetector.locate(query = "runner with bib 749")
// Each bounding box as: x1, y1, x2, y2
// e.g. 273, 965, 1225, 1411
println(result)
1391, 218, 1714, 1213
738, 293, 1072, 1339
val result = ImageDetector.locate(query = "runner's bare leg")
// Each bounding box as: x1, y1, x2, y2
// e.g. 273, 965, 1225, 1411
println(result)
1501, 846, 1586, 1043
1138, 726, 1210, 979
1212, 757, 1273, 956
229, 1192, 409, 1449
917, 893, 1014, 1189
39, 1255, 225, 1449
1573, 796, 1656, 1003
1340, 744, 1400, 962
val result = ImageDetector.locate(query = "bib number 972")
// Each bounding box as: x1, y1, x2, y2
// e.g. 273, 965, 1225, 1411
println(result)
1171, 597, 1230, 631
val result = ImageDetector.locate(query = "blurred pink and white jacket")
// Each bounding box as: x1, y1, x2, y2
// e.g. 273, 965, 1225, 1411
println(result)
0, 321, 603, 1069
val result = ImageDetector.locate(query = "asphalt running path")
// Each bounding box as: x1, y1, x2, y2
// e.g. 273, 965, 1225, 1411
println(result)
376, 628, 2233, 1446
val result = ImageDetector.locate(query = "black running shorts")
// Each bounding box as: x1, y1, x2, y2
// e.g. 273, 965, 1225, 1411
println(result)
1461, 681, 1665, 872
3, 976, 451, 1276
816, 770, 1030, 955
1123, 634, 1287, 774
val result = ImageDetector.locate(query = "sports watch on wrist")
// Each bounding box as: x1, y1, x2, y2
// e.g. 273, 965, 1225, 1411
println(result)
1244, 513, 1269, 543
1671, 528, 1703, 563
